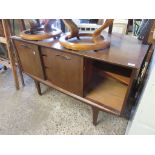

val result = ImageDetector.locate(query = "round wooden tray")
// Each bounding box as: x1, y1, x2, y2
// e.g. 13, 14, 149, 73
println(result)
20, 28, 62, 41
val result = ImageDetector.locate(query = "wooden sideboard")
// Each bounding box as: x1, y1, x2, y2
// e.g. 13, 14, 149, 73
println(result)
12, 32, 153, 125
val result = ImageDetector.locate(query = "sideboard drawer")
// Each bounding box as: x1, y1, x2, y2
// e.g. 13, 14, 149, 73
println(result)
41, 47, 84, 96
14, 40, 45, 79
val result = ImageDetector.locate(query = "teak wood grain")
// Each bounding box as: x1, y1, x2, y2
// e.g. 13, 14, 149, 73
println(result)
85, 77, 128, 112
102, 71, 130, 85
12, 32, 151, 124
41, 47, 84, 97
14, 40, 45, 79
26, 72, 121, 116
12, 32, 149, 69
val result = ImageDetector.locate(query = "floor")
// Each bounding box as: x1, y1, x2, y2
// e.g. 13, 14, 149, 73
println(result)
0, 69, 128, 135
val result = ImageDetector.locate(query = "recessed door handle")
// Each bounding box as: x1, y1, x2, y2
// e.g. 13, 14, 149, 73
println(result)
20, 44, 36, 54
63, 56, 71, 60
56, 54, 71, 60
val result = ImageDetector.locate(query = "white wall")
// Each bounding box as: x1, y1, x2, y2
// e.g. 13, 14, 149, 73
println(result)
126, 50, 155, 134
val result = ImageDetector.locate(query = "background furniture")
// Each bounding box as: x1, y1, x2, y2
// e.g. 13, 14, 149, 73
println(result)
147, 20, 155, 44
0, 19, 24, 89
73, 19, 128, 35
12, 31, 151, 125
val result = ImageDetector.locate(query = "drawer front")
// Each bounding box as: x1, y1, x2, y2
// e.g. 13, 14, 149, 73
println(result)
41, 47, 84, 96
14, 40, 44, 79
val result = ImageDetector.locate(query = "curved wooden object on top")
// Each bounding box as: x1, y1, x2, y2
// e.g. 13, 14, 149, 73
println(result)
20, 20, 62, 41
20, 28, 62, 41
59, 19, 114, 51
62, 19, 79, 39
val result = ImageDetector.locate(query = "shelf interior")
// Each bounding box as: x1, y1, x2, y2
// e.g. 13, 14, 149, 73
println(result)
101, 71, 130, 85
85, 76, 128, 112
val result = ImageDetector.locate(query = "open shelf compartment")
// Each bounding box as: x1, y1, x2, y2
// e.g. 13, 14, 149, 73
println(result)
85, 76, 128, 112
84, 59, 131, 113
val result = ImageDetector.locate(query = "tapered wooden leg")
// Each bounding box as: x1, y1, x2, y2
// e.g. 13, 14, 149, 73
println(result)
18, 66, 25, 87
34, 80, 42, 95
92, 106, 99, 126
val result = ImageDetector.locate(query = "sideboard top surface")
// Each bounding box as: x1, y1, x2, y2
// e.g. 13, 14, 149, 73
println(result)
12, 32, 149, 69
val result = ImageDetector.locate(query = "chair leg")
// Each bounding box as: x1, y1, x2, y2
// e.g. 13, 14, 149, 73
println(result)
34, 80, 42, 95
92, 106, 99, 126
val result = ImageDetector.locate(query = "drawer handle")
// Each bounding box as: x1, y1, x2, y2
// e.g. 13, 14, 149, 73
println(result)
56, 54, 71, 60
20, 44, 32, 49
20, 44, 36, 55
